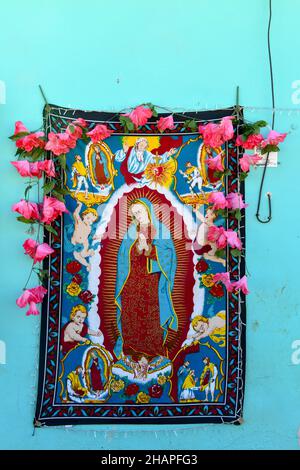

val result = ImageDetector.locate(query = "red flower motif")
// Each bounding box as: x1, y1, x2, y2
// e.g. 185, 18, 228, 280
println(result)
72, 274, 83, 285
66, 260, 81, 274
78, 290, 94, 304
124, 383, 139, 396
209, 283, 224, 298
196, 259, 209, 273
148, 384, 163, 398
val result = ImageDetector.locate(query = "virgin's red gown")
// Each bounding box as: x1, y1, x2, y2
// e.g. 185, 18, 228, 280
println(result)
95, 158, 108, 184
90, 358, 103, 391
121, 240, 165, 361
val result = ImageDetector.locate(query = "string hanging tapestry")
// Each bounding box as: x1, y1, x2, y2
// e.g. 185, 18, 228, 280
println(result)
35, 105, 246, 425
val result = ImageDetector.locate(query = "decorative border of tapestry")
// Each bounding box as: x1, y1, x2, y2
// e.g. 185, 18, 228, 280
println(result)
35, 105, 246, 426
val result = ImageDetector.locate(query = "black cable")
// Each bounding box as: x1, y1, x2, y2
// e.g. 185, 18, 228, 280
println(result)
255, 0, 275, 223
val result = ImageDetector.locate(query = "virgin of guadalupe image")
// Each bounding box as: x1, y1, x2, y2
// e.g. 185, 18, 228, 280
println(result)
114, 198, 177, 363
93, 145, 110, 185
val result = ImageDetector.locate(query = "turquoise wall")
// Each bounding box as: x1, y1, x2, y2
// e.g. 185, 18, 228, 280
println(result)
1, 0, 299, 450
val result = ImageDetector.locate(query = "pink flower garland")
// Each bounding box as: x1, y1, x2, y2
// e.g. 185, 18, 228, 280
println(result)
10, 110, 288, 314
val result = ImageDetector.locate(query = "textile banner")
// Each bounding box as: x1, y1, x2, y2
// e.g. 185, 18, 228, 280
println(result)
35, 105, 245, 425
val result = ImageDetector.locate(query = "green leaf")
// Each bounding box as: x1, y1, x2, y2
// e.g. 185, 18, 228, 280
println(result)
213, 170, 223, 179
223, 169, 232, 177
57, 154, 67, 169
231, 248, 241, 257
239, 171, 249, 181
44, 224, 58, 236
215, 249, 226, 258
52, 190, 65, 202
254, 120, 267, 128
146, 102, 156, 114
260, 144, 279, 155
119, 115, 135, 132
43, 180, 56, 195
215, 209, 228, 218
31, 147, 45, 161
36, 269, 49, 282
234, 209, 242, 221
184, 119, 198, 132
16, 216, 36, 224
9, 131, 29, 141
81, 132, 90, 144
54, 186, 71, 196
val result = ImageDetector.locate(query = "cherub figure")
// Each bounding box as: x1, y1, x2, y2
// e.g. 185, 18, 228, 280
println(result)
123, 355, 163, 380
183, 312, 226, 347
61, 305, 101, 356
193, 205, 225, 266
71, 201, 98, 271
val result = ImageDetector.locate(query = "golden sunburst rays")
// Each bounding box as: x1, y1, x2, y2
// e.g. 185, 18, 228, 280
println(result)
144, 159, 177, 189
98, 187, 194, 356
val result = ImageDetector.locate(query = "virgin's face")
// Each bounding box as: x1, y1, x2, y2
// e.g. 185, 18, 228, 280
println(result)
130, 203, 150, 225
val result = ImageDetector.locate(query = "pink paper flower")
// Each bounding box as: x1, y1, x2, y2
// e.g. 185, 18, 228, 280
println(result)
11, 160, 56, 178
199, 122, 223, 147
231, 275, 249, 295
157, 115, 175, 132
226, 192, 248, 210
261, 130, 287, 148
207, 226, 227, 249
16, 286, 47, 316
220, 116, 234, 141
66, 124, 82, 139
23, 238, 54, 264
11, 160, 32, 177
45, 132, 77, 156
27, 302, 40, 316
213, 272, 233, 291
225, 229, 242, 250
236, 134, 264, 149
208, 191, 228, 210
12, 199, 40, 220
23, 238, 37, 258
206, 152, 224, 172
239, 153, 262, 172
86, 124, 113, 143
30, 162, 43, 177
123, 105, 153, 127
73, 118, 88, 128
39, 160, 56, 177
14, 121, 29, 135
40, 196, 68, 224
207, 226, 242, 250
16, 132, 45, 152
199, 116, 234, 147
